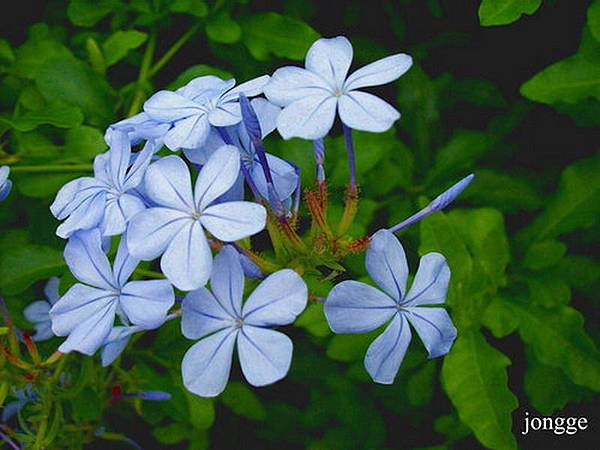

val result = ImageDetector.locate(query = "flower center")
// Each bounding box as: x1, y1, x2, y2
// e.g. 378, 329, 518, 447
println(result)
233, 318, 244, 329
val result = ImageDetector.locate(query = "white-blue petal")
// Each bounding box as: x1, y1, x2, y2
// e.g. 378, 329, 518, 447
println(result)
242, 269, 307, 326
100, 326, 140, 367
200, 201, 266, 242
127, 207, 189, 260
211, 246, 244, 318
251, 153, 298, 201
344, 53, 412, 91
182, 328, 238, 397
44, 277, 61, 304
144, 91, 203, 122
324, 280, 396, 333
237, 325, 293, 387
364, 313, 411, 384
220, 75, 270, 103
276, 94, 337, 140
164, 114, 210, 150
144, 155, 194, 212
404, 307, 456, 358
24, 300, 51, 323
404, 253, 450, 306
207, 102, 242, 127
194, 145, 240, 211
113, 234, 139, 287
366, 229, 409, 302
264, 66, 331, 106
160, 220, 212, 291
64, 229, 115, 289
182, 288, 233, 340
305, 36, 353, 90
338, 91, 400, 132
120, 279, 174, 328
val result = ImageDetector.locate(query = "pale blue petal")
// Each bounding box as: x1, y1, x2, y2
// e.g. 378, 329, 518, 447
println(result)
344, 53, 413, 91
100, 326, 140, 367
237, 325, 292, 387
50, 284, 116, 336
264, 66, 331, 106
404, 307, 456, 358
107, 112, 170, 146
181, 288, 233, 339
183, 129, 225, 165
242, 269, 307, 326
207, 102, 241, 127
160, 220, 212, 291
127, 207, 189, 260
50, 178, 83, 219
123, 141, 155, 190
64, 229, 115, 289
0, 166, 9, 186
338, 91, 400, 132
44, 277, 61, 304
305, 36, 353, 90
200, 201, 266, 241
144, 155, 194, 212
144, 91, 203, 121
276, 95, 337, 140
194, 145, 240, 211
93, 152, 111, 184
56, 190, 106, 239
32, 321, 55, 342
178, 76, 234, 101
113, 234, 139, 287
99, 193, 145, 237
214, 172, 244, 204
250, 98, 281, 137
120, 279, 174, 328
0, 179, 12, 201
108, 130, 130, 190
366, 229, 408, 302
403, 253, 450, 306
164, 114, 210, 150
324, 280, 396, 333
251, 153, 298, 201
181, 328, 238, 397
364, 314, 411, 384
24, 301, 51, 324
220, 75, 270, 103
211, 246, 244, 318
57, 300, 117, 355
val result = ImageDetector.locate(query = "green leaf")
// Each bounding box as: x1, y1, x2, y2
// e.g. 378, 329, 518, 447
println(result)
519, 151, 600, 242
526, 271, 571, 307
12, 39, 73, 79
185, 392, 215, 430
170, 0, 208, 18
482, 295, 519, 338
588, 0, 600, 42
522, 240, 567, 270
326, 332, 379, 362
441, 331, 518, 450
65, 125, 107, 160
71, 387, 102, 421
221, 382, 266, 420
241, 12, 320, 61
520, 54, 600, 104
511, 301, 600, 390
478, 0, 542, 26
102, 30, 147, 67
444, 77, 506, 108
0, 244, 66, 294
426, 130, 493, 185
206, 12, 241, 44
0, 102, 83, 131
296, 302, 331, 337
407, 362, 436, 407
35, 55, 116, 126
557, 255, 600, 288
16, 173, 83, 199
67, 0, 119, 27
0, 39, 15, 65
524, 349, 592, 415
167, 65, 233, 91
461, 169, 543, 212
152, 422, 189, 445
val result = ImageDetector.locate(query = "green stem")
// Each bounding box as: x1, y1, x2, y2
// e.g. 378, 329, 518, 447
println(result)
127, 32, 157, 117
134, 268, 165, 279
148, 24, 202, 78
9, 164, 93, 173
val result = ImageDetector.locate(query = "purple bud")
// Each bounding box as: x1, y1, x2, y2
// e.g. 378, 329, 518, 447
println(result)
429, 174, 474, 211
239, 94, 262, 144
121, 391, 172, 401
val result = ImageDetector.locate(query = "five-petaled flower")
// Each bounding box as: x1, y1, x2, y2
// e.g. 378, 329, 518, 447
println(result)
50, 229, 174, 355
23, 277, 60, 342
144, 75, 270, 151
181, 246, 307, 397
127, 145, 267, 291
50, 131, 154, 238
264, 36, 412, 139
324, 229, 457, 384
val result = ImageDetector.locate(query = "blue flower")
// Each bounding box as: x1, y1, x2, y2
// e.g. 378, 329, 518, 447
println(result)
50, 131, 154, 238
105, 112, 171, 146
184, 98, 297, 203
0, 166, 12, 201
50, 229, 174, 355
100, 325, 142, 367
264, 36, 412, 139
181, 246, 307, 397
143, 75, 270, 151
324, 229, 457, 384
1, 385, 38, 423
127, 145, 267, 291
23, 277, 60, 341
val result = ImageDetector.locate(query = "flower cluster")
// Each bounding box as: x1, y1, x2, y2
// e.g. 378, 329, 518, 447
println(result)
20, 35, 473, 397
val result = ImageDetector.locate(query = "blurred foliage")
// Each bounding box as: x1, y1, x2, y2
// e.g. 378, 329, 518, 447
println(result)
0, 0, 599, 449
